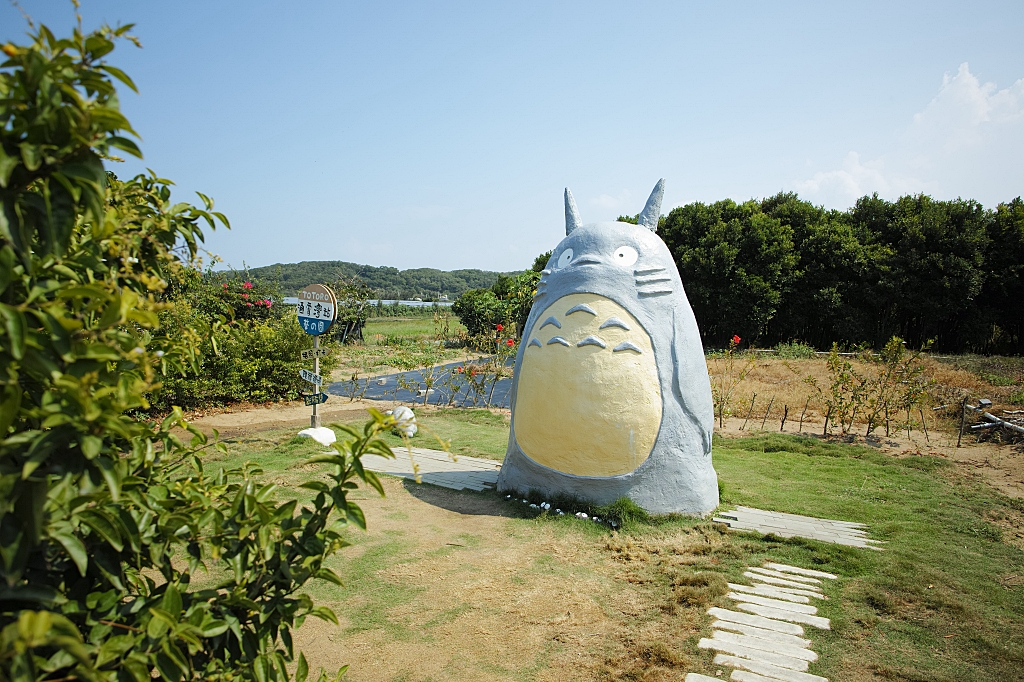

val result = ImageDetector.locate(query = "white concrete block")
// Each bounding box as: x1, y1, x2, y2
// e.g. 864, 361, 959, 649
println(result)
297, 427, 337, 446
710, 630, 817, 662
715, 655, 829, 682
727, 593, 818, 615
711, 620, 812, 649
765, 562, 838, 580
745, 572, 824, 592
748, 567, 822, 585
748, 582, 825, 599
699, 638, 808, 671
684, 675, 722, 682
707, 607, 805, 635
728, 583, 810, 603
731, 671, 796, 682
735, 603, 831, 630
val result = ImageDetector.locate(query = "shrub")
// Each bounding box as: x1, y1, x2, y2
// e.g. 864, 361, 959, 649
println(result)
0, 23, 380, 681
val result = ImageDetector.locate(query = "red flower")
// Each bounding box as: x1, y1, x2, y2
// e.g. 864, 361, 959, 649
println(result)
456, 366, 464, 373
263, 299, 272, 306
470, 369, 477, 377
495, 323, 503, 332
222, 283, 228, 289
242, 281, 253, 290
506, 339, 515, 347
245, 302, 252, 307
732, 335, 741, 345
241, 293, 249, 299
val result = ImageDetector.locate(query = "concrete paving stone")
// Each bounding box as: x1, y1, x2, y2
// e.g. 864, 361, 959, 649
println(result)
711, 621, 812, 649
731, 670, 803, 682
748, 567, 822, 585
747, 582, 825, 600
684, 675, 723, 682
764, 563, 838, 580
735, 604, 831, 630
743, 576, 822, 593
728, 583, 811, 603
699, 638, 809, 671
727, 593, 818, 615
711, 630, 817, 662
707, 608, 805, 636
735, 506, 864, 527
714, 655, 829, 682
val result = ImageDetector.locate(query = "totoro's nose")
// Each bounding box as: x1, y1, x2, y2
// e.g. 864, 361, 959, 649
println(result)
572, 255, 602, 266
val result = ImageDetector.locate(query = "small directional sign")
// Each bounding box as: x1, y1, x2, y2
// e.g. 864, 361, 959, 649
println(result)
300, 369, 323, 385
301, 348, 331, 360
303, 393, 329, 406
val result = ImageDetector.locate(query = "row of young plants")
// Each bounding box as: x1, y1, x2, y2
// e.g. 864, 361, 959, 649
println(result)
712, 335, 934, 437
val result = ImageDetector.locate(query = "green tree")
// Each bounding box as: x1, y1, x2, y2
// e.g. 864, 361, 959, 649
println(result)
660, 199, 798, 346
451, 288, 503, 336
531, 251, 552, 272
981, 198, 1024, 353
0, 23, 390, 681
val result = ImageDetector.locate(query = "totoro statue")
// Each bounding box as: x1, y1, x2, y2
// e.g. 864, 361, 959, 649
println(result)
497, 179, 718, 515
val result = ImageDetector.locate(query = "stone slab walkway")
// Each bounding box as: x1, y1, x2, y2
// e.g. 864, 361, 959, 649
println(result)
360, 446, 500, 492
713, 506, 882, 549
688, 561, 838, 682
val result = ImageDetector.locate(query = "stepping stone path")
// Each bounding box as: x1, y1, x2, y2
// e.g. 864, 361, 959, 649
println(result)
713, 506, 882, 549
686, 562, 837, 682
360, 446, 500, 492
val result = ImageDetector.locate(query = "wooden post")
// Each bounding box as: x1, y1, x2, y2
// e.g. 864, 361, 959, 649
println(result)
823, 406, 832, 437
798, 398, 808, 433
311, 335, 321, 429
741, 394, 757, 431
957, 396, 967, 448
780, 405, 788, 432
761, 395, 775, 430
919, 408, 929, 443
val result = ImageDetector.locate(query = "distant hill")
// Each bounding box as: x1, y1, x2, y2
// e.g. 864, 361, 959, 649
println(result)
241, 260, 514, 300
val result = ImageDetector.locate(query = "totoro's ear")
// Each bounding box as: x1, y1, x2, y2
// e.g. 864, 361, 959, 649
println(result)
565, 188, 582, 235
637, 178, 665, 231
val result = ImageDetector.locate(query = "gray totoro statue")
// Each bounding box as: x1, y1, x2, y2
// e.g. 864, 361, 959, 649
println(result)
497, 179, 718, 514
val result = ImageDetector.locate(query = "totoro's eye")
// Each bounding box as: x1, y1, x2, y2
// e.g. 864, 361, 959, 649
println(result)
613, 246, 638, 267
556, 248, 574, 269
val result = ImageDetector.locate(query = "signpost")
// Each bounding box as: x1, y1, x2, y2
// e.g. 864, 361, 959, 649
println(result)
297, 284, 337, 428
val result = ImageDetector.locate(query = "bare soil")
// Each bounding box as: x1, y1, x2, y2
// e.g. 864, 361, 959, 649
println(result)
291, 476, 719, 682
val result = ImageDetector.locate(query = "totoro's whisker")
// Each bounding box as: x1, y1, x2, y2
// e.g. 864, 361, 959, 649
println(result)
599, 317, 630, 331
634, 267, 666, 276
635, 276, 672, 286
577, 336, 606, 349
565, 303, 597, 316
538, 316, 561, 330
612, 341, 643, 354
541, 269, 552, 275
638, 290, 672, 298
528, 338, 542, 348
547, 336, 570, 347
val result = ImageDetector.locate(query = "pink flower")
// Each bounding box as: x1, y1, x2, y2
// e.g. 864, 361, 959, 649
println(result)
222, 283, 228, 289
242, 281, 253, 290
241, 293, 249, 299
263, 299, 272, 306
246, 302, 253, 307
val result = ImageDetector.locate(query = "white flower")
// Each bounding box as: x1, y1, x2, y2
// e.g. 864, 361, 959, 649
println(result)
132, 347, 144, 354
155, 350, 165, 357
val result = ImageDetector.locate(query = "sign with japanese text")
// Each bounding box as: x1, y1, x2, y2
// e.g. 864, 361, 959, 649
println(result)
296, 284, 337, 336
301, 348, 331, 360
300, 369, 323, 385
303, 393, 329, 406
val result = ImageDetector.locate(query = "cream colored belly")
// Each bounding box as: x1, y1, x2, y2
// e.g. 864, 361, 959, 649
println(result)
513, 293, 662, 477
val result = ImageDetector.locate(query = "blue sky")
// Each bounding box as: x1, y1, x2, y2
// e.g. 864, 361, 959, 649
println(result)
3, 1, 1023, 272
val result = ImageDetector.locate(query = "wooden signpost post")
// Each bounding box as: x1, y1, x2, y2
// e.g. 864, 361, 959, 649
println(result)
296, 284, 337, 428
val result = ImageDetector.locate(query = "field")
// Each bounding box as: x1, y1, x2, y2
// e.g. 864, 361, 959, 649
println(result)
189, 398, 1024, 681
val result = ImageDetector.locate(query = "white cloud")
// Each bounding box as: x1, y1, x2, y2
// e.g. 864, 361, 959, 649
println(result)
796, 63, 1024, 208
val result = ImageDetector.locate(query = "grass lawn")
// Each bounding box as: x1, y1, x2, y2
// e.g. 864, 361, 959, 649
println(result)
364, 317, 466, 344
202, 411, 1024, 680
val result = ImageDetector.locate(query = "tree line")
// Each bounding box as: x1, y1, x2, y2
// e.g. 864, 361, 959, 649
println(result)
635, 192, 1023, 354
245, 260, 510, 300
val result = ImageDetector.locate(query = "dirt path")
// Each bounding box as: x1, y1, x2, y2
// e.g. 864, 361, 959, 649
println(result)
291, 476, 711, 682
